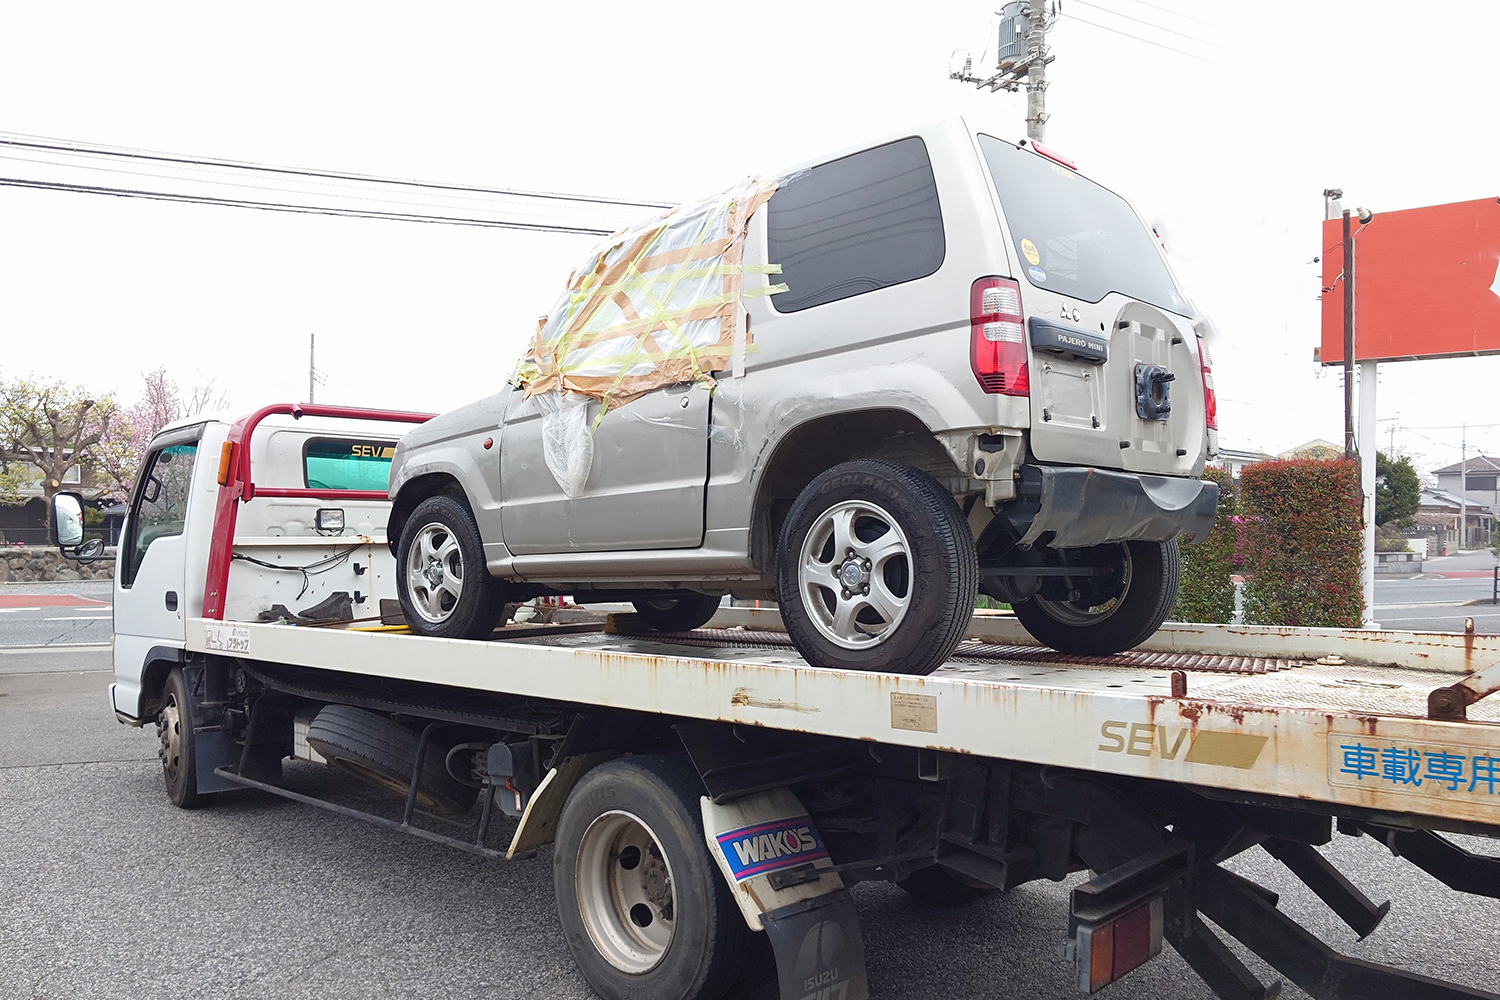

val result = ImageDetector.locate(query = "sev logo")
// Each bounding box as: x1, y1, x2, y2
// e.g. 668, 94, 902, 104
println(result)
716, 818, 830, 882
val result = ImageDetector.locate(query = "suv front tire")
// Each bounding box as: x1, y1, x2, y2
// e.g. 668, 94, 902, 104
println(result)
396, 494, 507, 640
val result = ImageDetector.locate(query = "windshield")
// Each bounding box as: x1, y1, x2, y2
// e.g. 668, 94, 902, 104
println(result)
977, 135, 1186, 313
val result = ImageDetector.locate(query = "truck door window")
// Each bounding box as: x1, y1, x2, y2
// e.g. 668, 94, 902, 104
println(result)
768, 136, 945, 312
120, 442, 198, 588
303, 438, 397, 491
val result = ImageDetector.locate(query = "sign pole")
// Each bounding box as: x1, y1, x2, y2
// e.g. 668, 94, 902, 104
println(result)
1342, 209, 1356, 458
1359, 360, 1379, 626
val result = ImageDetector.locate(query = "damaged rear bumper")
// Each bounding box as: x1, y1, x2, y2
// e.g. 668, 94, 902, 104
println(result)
1008, 464, 1219, 550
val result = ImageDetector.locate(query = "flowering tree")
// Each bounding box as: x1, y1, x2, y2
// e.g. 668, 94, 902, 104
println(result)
0, 377, 121, 505
95, 368, 229, 498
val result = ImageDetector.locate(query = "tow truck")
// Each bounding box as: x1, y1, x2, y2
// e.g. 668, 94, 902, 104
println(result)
61, 403, 1500, 1000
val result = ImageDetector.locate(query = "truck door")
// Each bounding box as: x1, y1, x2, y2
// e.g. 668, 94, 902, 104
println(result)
500, 383, 711, 554
113, 433, 202, 716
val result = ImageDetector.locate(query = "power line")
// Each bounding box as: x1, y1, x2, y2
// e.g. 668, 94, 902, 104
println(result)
1067, 0, 1239, 54
0, 176, 619, 235
1057, 12, 1243, 71
0, 131, 676, 210
1112, 0, 1227, 31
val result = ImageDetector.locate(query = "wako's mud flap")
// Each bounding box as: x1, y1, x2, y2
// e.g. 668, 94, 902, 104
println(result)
761, 891, 871, 1000
702, 788, 870, 1000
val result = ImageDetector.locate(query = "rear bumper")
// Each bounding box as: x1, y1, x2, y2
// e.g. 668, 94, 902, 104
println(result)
1009, 465, 1219, 549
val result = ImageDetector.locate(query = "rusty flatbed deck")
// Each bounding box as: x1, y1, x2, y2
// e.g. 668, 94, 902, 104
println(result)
188, 611, 1500, 833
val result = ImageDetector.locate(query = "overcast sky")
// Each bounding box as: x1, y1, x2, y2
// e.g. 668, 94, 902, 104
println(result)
2, 1, 1497, 477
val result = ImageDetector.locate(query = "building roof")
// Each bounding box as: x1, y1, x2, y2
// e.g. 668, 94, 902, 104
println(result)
1419, 487, 1496, 515
1432, 454, 1500, 475
1278, 438, 1343, 460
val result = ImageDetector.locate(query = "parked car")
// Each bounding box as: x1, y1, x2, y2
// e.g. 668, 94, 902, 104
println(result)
388, 117, 1219, 674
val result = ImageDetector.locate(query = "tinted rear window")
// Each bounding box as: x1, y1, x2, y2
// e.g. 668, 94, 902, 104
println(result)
304, 438, 396, 491
768, 137, 945, 312
977, 135, 1186, 313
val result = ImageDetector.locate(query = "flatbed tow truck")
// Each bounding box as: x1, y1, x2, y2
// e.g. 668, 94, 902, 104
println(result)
86, 404, 1500, 1000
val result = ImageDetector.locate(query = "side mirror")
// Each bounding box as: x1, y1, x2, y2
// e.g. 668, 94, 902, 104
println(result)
51, 492, 85, 547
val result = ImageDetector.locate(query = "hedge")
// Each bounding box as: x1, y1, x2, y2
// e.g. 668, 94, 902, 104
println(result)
1170, 466, 1237, 623
1240, 458, 1363, 628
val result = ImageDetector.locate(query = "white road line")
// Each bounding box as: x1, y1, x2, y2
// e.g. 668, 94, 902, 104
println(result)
0, 643, 112, 653
42, 616, 112, 622
0, 608, 41, 613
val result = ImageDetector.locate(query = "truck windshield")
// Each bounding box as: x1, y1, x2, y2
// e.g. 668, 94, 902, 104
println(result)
304, 438, 397, 491
977, 135, 1186, 314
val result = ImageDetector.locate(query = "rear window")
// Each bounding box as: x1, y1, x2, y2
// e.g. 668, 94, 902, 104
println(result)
303, 438, 396, 491
977, 135, 1186, 313
768, 137, 945, 312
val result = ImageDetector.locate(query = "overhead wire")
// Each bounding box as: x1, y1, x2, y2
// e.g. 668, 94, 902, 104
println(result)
0, 131, 676, 210
1057, 12, 1243, 71
1109, 0, 1229, 32
1067, 0, 1240, 53
0, 176, 620, 235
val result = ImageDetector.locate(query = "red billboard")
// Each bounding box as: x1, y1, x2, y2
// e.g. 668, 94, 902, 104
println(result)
1320, 196, 1500, 364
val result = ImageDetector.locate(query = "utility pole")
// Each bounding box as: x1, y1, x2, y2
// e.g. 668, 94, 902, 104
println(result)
1342, 208, 1356, 458
949, 2, 1054, 137
1461, 424, 1468, 550
1024, 0, 1049, 141
309, 333, 316, 404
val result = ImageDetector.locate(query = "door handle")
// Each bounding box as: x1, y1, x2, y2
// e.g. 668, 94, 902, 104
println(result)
165, 591, 178, 611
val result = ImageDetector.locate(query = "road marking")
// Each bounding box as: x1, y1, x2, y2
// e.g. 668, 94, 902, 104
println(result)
0, 643, 112, 653
43, 616, 112, 621
0, 608, 41, 613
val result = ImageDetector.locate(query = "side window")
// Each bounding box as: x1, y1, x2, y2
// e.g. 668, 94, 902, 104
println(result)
303, 438, 397, 491
120, 442, 198, 588
768, 136, 945, 313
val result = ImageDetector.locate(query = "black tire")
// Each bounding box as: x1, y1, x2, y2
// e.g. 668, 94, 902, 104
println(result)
1011, 540, 1180, 655
554, 755, 756, 1000
396, 494, 507, 640
631, 593, 722, 632
776, 460, 979, 675
897, 865, 997, 906
158, 668, 213, 809
305, 705, 477, 817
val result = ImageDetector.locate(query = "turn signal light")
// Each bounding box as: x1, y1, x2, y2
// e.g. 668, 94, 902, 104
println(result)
1197, 335, 1218, 430
216, 441, 235, 486
971, 276, 1029, 396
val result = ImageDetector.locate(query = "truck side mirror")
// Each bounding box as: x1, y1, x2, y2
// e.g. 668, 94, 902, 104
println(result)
50, 492, 104, 560
51, 492, 85, 547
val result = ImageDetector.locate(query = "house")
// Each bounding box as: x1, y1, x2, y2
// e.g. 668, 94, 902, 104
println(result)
1278, 438, 1344, 461
0, 453, 106, 546
1214, 446, 1270, 482
1415, 487, 1494, 553
1431, 455, 1500, 511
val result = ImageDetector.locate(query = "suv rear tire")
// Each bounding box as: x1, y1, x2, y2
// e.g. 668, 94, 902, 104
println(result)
631, 593, 722, 632
1011, 540, 1179, 655
777, 460, 978, 675
396, 495, 507, 640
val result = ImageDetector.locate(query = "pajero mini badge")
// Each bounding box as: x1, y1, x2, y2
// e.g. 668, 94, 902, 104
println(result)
716, 818, 830, 882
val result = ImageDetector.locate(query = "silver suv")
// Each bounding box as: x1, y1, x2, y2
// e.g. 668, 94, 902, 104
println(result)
388, 118, 1219, 675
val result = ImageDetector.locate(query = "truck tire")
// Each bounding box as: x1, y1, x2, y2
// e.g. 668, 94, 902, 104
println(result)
396, 495, 507, 640
554, 755, 758, 1000
1011, 540, 1179, 655
631, 593, 721, 632
777, 460, 978, 675
897, 865, 997, 906
158, 668, 214, 809
304, 705, 477, 817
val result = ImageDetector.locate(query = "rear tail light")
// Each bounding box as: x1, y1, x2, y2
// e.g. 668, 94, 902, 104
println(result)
1197, 335, 1218, 430
971, 276, 1029, 396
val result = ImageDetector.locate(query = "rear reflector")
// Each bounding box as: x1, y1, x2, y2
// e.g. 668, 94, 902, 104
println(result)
1197, 335, 1218, 430
971, 276, 1029, 396
1076, 896, 1164, 992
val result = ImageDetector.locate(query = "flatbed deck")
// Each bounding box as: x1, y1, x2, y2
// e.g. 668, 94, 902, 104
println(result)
190, 610, 1500, 832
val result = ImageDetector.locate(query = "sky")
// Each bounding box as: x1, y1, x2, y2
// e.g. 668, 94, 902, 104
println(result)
2, 0, 1498, 479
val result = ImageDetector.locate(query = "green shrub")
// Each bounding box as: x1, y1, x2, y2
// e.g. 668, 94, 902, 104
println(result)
1240, 458, 1363, 628
1171, 466, 1237, 623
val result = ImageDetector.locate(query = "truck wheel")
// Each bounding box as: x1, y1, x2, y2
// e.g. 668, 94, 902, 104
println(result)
158, 668, 214, 809
1011, 540, 1179, 655
631, 593, 721, 632
554, 755, 756, 1000
304, 705, 478, 817
897, 865, 997, 906
777, 460, 978, 675
396, 495, 507, 640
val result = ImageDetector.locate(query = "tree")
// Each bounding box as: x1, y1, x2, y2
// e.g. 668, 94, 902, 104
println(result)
0, 377, 120, 504
1375, 451, 1420, 527
96, 368, 230, 497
